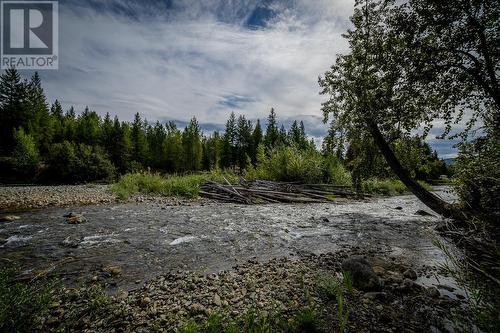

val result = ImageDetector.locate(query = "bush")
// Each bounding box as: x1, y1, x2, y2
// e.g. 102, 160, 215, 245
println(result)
246, 146, 350, 184
12, 128, 39, 177
45, 141, 116, 183
0, 266, 56, 332
453, 133, 500, 223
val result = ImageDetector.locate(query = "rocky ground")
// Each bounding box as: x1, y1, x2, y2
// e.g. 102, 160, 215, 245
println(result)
0, 185, 205, 211
43, 251, 465, 333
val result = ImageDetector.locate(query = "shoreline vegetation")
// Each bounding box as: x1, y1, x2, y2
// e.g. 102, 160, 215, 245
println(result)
110, 171, 434, 201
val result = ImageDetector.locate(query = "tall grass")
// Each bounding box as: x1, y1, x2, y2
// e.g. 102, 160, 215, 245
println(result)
111, 170, 239, 199
0, 266, 57, 332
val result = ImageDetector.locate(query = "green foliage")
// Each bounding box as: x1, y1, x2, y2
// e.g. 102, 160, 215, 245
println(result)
46, 141, 116, 183
361, 179, 408, 196
361, 178, 432, 196
12, 128, 39, 176
178, 309, 322, 333
59, 284, 125, 332
317, 272, 353, 333
247, 146, 352, 186
453, 132, 500, 222
111, 171, 239, 199
0, 266, 57, 333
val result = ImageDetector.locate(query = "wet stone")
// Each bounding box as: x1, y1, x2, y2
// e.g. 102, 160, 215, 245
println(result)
342, 256, 381, 291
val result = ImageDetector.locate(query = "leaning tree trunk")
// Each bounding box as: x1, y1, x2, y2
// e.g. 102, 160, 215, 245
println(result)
367, 119, 467, 223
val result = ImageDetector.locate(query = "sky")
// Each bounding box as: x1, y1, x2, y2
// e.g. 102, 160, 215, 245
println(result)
32, 0, 459, 158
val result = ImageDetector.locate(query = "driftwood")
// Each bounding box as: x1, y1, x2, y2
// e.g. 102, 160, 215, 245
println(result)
200, 179, 363, 204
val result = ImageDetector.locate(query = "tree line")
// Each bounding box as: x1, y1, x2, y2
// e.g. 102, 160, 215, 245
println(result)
0, 68, 319, 182
0, 66, 449, 185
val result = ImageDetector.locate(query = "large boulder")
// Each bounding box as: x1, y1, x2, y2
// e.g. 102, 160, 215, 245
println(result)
342, 256, 382, 291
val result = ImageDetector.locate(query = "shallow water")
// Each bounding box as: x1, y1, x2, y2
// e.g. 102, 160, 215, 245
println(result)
0, 187, 463, 296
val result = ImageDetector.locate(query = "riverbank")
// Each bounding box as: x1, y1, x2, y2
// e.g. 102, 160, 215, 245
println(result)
41, 252, 466, 333
0, 185, 208, 212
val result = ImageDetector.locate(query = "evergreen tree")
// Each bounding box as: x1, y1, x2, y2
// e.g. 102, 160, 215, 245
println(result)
264, 108, 279, 151
110, 117, 132, 173
277, 124, 288, 147
76, 107, 101, 146
0, 68, 28, 154
26, 72, 53, 152
222, 112, 236, 168
182, 117, 203, 171
236, 115, 253, 171
164, 122, 183, 172
146, 121, 166, 169
131, 112, 148, 166
51, 100, 64, 143
251, 119, 263, 164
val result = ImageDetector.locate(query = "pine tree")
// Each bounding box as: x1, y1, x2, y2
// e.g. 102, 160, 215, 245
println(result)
236, 115, 253, 171
51, 100, 64, 143
182, 117, 203, 171
131, 113, 148, 166
222, 112, 236, 168
26, 72, 53, 152
251, 119, 263, 164
277, 124, 287, 147
146, 121, 166, 169
164, 122, 183, 172
264, 108, 279, 151
0, 68, 28, 154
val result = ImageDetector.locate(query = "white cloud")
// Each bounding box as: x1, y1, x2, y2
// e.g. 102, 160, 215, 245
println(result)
39, 0, 353, 125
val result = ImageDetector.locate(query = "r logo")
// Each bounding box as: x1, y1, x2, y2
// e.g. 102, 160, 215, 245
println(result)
1, 1, 58, 69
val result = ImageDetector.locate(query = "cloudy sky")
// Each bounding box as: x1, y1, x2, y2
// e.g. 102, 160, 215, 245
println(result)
34, 0, 459, 157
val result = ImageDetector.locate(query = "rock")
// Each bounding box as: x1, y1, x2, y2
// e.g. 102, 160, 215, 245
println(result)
64, 213, 87, 224
401, 278, 422, 291
61, 236, 79, 248
0, 215, 20, 222
403, 269, 418, 280
322, 217, 330, 222
342, 256, 381, 291
427, 287, 440, 298
104, 265, 122, 276
140, 297, 151, 307
415, 210, 434, 217
364, 291, 387, 301
213, 293, 222, 306
189, 303, 207, 315
373, 266, 386, 276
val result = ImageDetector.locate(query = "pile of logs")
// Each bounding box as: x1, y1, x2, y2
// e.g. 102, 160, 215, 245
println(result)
200, 179, 361, 204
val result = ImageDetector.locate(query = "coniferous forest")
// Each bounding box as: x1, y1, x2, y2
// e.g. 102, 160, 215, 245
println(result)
0, 67, 449, 187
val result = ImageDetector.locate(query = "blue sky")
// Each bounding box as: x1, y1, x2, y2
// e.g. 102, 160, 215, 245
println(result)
32, 0, 460, 157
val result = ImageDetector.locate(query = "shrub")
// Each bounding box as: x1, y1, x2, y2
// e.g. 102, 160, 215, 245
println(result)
247, 146, 347, 184
453, 133, 500, 223
46, 141, 116, 183
12, 128, 39, 177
